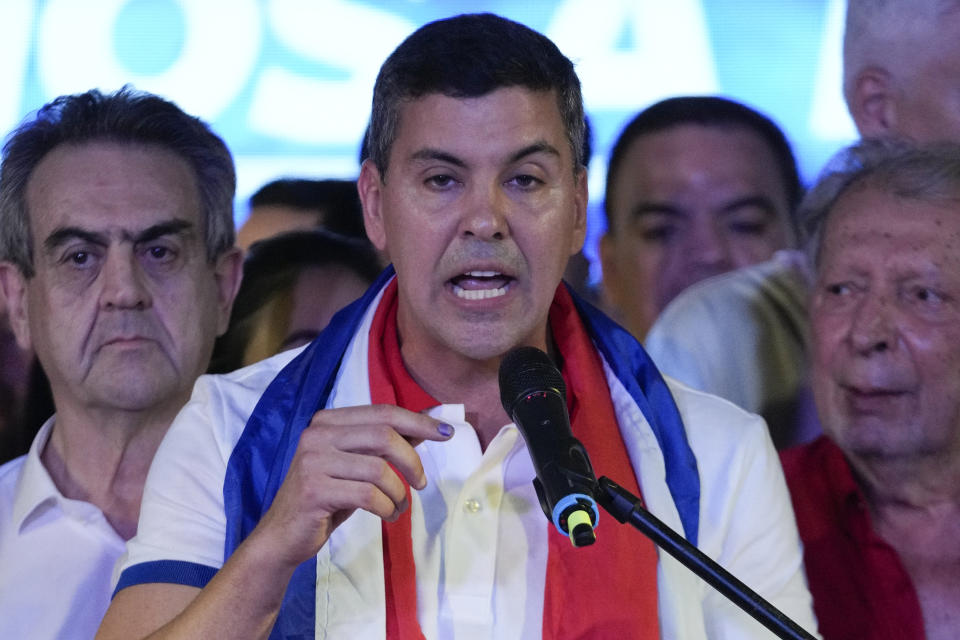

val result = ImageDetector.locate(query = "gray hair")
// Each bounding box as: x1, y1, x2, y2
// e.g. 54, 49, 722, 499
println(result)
0, 86, 235, 278
843, 0, 960, 106
801, 140, 960, 266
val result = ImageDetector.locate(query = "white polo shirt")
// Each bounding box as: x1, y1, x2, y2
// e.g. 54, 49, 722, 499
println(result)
117, 292, 819, 639
0, 418, 126, 640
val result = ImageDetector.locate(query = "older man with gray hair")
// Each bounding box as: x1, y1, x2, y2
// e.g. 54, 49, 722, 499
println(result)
0, 87, 242, 639
782, 141, 960, 640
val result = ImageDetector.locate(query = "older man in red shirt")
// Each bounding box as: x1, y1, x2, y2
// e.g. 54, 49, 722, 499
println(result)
782, 141, 960, 640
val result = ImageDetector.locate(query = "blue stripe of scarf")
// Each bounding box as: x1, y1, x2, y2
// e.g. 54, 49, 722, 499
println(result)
222, 266, 699, 639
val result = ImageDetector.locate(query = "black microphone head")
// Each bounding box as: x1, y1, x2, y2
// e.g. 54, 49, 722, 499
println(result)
498, 346, 566, 415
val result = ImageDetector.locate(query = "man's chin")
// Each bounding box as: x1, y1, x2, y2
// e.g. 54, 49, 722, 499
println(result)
446, 326, 541, 364
835, 425, 945, 462
85, 369, 186, 414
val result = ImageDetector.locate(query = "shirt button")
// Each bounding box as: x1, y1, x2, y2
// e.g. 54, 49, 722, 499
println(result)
464, 498, 482, 513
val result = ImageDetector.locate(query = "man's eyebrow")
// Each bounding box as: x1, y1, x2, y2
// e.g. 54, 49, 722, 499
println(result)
132, 219, 194, 244
409, 142, 562, 168
410, 148, 467, 168
630, 202, 685, 220
43, 219, 194, 252
720, 196, 778, 217
508, 141, 561, 164
44, 227, 107, 252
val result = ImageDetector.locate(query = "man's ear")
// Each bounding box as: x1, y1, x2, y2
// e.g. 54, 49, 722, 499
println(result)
598, 232, 623, 311
848, 66, 898, 139
213, 247, 244, 336
0, 263, 32, 351
357, 160, 388, 253
569, 166, 589, 255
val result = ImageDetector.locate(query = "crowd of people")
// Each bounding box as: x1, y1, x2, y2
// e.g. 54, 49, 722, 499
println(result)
0, 2, 959, 639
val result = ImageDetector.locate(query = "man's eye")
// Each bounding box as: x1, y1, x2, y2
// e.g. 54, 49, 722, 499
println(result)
143, 245, 177, 264
509, 174, 542, 188
426, 174, 456, 188
728, 220, 767, 236
913, 287, 943, 304
826, 282, 852, 296
639, 225, 677, 243
57, 248, 101, 271
63, 250, 98, 268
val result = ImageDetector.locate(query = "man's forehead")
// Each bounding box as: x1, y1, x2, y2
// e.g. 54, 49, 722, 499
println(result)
30, 139, 188, 174
26, 141, 200, 226
824, 186, 960, 253
626, 124, 778, 174
392, 88, 567, 152
614, 126, 788, 211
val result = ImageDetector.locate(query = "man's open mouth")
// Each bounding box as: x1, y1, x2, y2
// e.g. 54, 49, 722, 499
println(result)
450, 270, 514, 300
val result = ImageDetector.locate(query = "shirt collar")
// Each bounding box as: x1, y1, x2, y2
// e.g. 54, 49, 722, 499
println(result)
817, 436, 874, 530
12, 416, 62, 532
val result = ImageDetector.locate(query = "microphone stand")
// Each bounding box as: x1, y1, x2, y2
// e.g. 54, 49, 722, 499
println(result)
596, 476, 817, 640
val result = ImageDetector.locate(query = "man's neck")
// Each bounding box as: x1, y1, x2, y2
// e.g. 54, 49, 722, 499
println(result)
851, 451, 960, 557
398, 343, 511, 451
41, 402, 180, 540
850, 449, 960, 640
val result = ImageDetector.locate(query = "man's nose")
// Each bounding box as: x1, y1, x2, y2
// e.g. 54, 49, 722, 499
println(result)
688, 219, 734, 272
848, 293, 895, 355
99, 251, 151, 310
460, 184, 510, 241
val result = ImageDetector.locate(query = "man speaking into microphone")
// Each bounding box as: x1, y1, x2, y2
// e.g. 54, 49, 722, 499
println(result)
100, 13, 816, 640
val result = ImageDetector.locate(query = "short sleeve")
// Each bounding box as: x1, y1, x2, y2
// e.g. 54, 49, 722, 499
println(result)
113, 356, 292, 594
676, 387, 820, 639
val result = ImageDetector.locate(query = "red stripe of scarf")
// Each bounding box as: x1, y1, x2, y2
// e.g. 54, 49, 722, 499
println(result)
368, 279, 659, 639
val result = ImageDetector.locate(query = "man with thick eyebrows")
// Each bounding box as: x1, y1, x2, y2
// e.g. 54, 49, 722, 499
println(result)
0, 87, 242, 639
100, 13, 815, 640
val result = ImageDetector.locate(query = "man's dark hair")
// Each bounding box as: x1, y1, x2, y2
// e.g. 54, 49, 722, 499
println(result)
0, 86, 235, 277
209, 229, 381, 373
366, 12, 585, 178
249, 178, 368, 240
604, 96, 803, 234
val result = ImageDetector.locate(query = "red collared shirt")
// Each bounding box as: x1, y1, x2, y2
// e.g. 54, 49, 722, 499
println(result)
781, 436, 925, 639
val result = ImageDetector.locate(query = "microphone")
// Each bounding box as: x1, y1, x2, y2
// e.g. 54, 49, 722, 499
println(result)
498, 346, 599, 547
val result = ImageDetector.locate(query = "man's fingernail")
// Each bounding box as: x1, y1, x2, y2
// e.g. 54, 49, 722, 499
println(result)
437, 423, 454, 437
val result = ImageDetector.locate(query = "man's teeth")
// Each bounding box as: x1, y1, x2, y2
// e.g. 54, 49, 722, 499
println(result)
451, 270, 510, 299
453, 284, 508, 300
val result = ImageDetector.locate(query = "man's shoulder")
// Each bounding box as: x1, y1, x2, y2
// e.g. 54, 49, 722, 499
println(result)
644, 253, 812, 411
162, 348, 309, 460
664, 376, 769, 442
190, 347, 307, 413
778, 436, 853, 534
210, 346, 306, 393
650, 251, 810, 335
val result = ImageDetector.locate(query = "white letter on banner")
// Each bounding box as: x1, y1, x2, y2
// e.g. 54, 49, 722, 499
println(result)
36, 0, 259, 120
547, 0, 718, 111
248, 0, 415, 144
